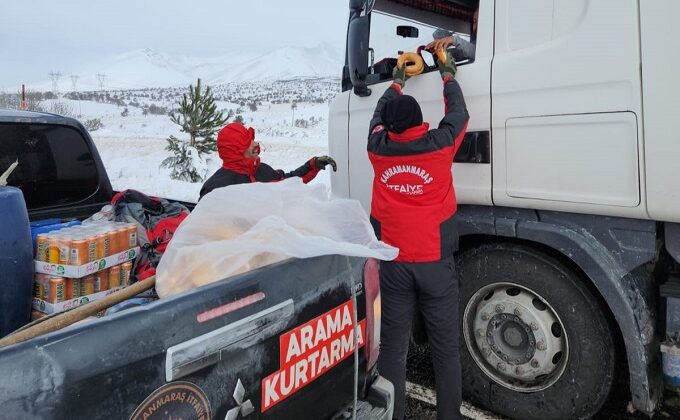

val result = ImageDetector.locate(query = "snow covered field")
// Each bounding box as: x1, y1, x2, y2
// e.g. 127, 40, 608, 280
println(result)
38, 79, 338, 203
0, 45, 343, 203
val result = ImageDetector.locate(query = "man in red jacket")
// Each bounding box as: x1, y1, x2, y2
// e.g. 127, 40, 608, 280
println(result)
368, 52, 468, 420
199, 123, 336, 200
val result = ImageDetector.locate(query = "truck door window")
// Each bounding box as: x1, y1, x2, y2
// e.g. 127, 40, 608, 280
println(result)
368, 12, 438, 84
365, 0, 478, 86
0, 123, 98, 209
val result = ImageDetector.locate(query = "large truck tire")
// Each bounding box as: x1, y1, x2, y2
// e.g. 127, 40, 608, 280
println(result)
457, 243, 616, 419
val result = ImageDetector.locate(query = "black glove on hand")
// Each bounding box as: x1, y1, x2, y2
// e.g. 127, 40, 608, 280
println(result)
314, 156, 337, 172
392, 64, 407, 88
438, 50, 457, 80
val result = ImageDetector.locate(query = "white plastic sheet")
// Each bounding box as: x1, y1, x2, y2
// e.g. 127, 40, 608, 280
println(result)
155, 179, 398, 298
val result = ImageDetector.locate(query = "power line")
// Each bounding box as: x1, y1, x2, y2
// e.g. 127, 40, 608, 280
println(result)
48, 71, 62, 93
96, 73, 107, 91
70, 75, 79, 92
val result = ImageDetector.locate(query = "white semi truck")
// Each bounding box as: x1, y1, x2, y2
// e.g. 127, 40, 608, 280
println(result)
329, 0, 680, 418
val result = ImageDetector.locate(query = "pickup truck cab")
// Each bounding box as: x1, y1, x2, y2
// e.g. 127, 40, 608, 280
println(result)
0, 109, 394, 419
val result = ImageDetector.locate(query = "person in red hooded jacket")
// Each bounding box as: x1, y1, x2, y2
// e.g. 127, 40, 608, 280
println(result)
368, 51, 468, 420
199, 123, 337, 200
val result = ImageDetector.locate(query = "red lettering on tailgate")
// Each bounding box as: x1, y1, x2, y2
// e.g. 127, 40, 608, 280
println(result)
261, 300, 365, 412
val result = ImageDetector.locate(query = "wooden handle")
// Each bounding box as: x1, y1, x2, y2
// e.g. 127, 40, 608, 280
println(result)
0, 276, 156, 349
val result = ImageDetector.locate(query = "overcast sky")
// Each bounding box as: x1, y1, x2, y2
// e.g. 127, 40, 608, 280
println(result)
0, 0, 349, 88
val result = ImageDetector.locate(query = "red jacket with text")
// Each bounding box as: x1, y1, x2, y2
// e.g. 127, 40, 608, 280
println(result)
367, 78, 469, 262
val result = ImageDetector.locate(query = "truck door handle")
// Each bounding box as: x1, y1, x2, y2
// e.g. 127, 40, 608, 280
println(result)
165, 299, 294, 382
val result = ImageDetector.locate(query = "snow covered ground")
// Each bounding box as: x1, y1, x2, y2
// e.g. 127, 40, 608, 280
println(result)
1, 46, 343, 203
53, 81, 337, 203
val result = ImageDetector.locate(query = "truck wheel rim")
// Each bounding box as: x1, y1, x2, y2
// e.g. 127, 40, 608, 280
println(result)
463, 282, 569, 392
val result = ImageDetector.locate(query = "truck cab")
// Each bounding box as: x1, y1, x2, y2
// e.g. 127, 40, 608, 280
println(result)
331, 0, 680, 418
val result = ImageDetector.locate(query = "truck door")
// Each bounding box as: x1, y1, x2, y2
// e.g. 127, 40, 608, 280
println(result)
491, 0, 646, 219
345, 0, 493, 212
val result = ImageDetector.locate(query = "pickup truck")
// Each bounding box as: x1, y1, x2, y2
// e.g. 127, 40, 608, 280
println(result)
0, 108, 394, 420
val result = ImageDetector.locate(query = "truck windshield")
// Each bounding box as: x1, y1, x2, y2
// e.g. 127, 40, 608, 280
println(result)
0, 123, 98, 209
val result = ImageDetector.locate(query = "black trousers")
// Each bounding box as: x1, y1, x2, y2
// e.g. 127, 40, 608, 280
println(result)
378, 257, 461, 420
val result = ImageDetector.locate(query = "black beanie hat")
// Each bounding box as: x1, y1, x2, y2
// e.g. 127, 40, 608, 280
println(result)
380, 95, 423, 134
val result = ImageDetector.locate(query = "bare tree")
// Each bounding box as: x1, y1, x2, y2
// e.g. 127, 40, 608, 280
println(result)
44, 101, 74, 117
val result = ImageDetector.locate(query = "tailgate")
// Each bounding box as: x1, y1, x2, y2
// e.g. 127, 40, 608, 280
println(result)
0, 255, 369, 420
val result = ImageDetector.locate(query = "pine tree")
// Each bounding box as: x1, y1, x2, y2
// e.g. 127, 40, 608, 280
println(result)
161, 78, 227, 182
169, 78, 227, 155
160, 136, 203, 182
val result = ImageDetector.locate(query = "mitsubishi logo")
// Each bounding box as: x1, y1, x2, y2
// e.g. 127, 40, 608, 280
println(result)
225, 378, 254, 420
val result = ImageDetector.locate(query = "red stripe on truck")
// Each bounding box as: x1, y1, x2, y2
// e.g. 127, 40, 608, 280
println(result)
196, 292, 266, 323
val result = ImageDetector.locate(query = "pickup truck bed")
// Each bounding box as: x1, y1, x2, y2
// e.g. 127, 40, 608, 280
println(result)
0, 255, 391, 419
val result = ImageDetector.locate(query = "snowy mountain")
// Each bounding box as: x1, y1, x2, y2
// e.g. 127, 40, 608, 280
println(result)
16, 43, 343, 92
209, 43, 342, 84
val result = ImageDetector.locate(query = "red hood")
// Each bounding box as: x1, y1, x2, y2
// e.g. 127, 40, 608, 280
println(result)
217, 123, 260, 176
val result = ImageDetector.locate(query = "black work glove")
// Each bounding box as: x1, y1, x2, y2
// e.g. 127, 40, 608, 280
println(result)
314, 155, 337, 172
437, 49, 457, 80
392, 64, 408, 88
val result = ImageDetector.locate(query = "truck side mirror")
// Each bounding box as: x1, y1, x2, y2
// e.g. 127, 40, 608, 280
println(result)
396, 26, 419, 38
348, 15, 372, 97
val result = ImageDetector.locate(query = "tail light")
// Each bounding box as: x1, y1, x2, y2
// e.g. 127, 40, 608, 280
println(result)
363, 258, 381, 371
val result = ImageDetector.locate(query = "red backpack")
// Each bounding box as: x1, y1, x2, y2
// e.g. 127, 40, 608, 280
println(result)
112, 190, 189, 281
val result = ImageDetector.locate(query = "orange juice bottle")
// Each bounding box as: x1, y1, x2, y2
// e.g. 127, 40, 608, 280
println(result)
57, 232, 71, 265
121, 262, 133, 286
125, 224, 138, 249
35, 234, 49, 261
109, 265, 122, 288
65, 278, 81, 299
46, 277, 66, 303
47, 233, 60, 264
80, 275, 95, 296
